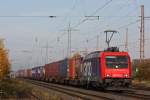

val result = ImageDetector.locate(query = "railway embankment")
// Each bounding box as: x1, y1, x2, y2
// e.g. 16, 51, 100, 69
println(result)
0, 78, 65, 100
1, 78, 150, 100
133, 80, 150, 90
0, 78, 33, 99
132, 60, 150, 90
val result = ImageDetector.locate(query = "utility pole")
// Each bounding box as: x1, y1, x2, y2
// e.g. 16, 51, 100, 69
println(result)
125, 28, 128, 52
96, 35, 99, 50
86, 39, 89, 54
35, 37, 39, 66
67, 23, 71, 57
140, 5, 145, 61
41, 42, 52, 64
65, 23, 78, 57
46, 42, 48, 64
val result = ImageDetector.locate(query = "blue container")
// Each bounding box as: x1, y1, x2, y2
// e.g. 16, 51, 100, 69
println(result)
32, 66, 41, 80
59, 58, 68, 79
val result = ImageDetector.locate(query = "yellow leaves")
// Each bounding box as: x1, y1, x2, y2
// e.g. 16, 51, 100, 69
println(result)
135, 60, 150, 81
72, 53, 81, 59
0, 39, 10, 80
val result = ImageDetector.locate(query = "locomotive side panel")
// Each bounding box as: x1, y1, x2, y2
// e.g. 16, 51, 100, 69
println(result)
80, 51, 102, 86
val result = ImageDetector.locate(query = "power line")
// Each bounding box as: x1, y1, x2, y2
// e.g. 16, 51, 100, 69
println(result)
67, 0, 113, 50
102, 3, 139, 32
62, 23, 78, 57
91, 0, 112, 15
117, 40, 139, 47
49, 0, 113, 56
9, 0, 111, 53
118, 19, 140, 29
71, 2, 140, 50
54, 0, 78, 30
84, 19, 139, 43
73, 0, 113, 28
117, 36, 150, 47
0, 16, 57, 18
4, 15, 140, 17
74, 18, 140, 53
125, 28, 128, 52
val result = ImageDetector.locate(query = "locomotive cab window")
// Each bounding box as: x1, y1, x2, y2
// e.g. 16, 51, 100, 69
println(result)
105, 56, 128, 68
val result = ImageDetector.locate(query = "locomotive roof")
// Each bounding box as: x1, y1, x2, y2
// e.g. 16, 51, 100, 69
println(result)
84, 51, 101, 59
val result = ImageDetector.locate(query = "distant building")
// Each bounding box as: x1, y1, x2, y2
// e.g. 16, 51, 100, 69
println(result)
9, 71, 16, 78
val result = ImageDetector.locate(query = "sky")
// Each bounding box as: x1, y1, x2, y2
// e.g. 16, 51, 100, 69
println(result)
0, 0, 149, 71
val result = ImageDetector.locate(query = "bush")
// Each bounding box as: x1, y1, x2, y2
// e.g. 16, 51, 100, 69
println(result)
135, 60, 150, 81
0, 79, 32, 99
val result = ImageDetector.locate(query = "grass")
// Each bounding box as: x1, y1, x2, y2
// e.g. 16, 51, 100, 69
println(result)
0, 78, 77, 100
0, 78, 33, 99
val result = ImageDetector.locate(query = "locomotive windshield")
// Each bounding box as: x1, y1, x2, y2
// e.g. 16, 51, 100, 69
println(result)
105, 56, 128, 68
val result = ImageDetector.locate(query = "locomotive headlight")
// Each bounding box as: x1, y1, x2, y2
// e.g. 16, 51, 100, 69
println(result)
124, 74, 128, 77
106, 74, 110, 77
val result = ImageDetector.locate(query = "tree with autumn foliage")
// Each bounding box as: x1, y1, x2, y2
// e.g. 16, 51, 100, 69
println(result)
133, 59, 150, 81
0, 39, 10, 80
136, 60, 150, 81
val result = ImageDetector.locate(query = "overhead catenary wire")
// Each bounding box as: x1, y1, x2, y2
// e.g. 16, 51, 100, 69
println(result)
71, 0, 140, 51
0, 16, 57, 18
84, 4, 141, 45
118, 19, 140, 29
73, 0, 113, 28
97, 1, 139, 34
47, 0, 114, 56
74, 17, 140, 53
63, 0, 113, 53
11, 1, 149, 68
0, 15, 140, 18
86, 19, 139, 43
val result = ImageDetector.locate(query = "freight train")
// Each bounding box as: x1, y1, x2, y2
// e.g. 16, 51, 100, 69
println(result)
16, 47, 132, 90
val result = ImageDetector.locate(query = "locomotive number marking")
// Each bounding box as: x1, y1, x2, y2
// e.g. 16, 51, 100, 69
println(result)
83, 62, 92, 76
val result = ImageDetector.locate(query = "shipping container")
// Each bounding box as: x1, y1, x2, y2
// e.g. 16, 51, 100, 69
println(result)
24, 69, 28, 78
44, 64, 49, 81
27, 68, 32, 78
69, 54, 82, 80
14, 71, 21, 78
32, 66, 41, 80
17, 69, 26, 78
39, 66, 45, 80
31, 68, 36, 79
45, 61, 59, 82
59, 58, 69, 81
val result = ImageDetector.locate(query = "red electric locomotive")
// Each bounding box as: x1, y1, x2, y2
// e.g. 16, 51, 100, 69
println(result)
81, 47, 132, 90
17, 47, 131, 90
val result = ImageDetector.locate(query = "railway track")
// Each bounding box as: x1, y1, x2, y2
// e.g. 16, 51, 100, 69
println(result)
122, 91, 150, 100
29, 93, 41, 100
132, 86, 150, 91
109, 90, 150, 100
28, 80, 113, 100
23, 79, 150, 100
